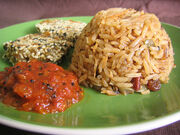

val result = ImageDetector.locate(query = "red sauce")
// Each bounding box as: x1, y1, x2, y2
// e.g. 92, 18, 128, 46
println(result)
0, 59, 83, 114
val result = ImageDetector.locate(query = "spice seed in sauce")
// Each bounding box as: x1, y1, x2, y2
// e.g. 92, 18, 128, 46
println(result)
2, 81, 6, 85
39, 66, 43, 70
47, 86, 53, 90
52, 93, 56, 98
30, 79, 34, 83
71, 82, 75, 86
38, 73, 43, 76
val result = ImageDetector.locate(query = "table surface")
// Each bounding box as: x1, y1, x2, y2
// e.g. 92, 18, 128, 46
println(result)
0, 0, 180, 134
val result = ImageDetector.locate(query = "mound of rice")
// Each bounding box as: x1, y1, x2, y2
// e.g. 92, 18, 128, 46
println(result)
69, 8, 175, 95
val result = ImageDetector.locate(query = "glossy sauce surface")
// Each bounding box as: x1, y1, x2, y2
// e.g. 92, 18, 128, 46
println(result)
0, 60, 83, 114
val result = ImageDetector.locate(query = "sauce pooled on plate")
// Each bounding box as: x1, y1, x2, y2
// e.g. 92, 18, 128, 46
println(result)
0, 59, 83, 114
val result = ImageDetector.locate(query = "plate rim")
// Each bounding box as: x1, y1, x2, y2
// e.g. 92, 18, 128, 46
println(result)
0, 111, 180, 135
0, 16, 180, 135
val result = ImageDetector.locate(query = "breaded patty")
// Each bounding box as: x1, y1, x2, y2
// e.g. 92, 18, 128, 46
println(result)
36, 19, 87, 43
3, 33, 73, 65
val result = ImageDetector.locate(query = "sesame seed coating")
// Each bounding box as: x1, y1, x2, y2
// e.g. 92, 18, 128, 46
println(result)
3, 33, 73, 65
3, 19, 87, 65
36, 19, 87, 42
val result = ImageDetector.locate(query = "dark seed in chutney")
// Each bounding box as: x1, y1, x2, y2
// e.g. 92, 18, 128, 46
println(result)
2, 81, 6, 85
52, 93, 56, 98
38, 73, 43, 76
30, 79, 34, 83
71, 82, 75, 86
39, 67, 43, 70
16, 66, 20, 69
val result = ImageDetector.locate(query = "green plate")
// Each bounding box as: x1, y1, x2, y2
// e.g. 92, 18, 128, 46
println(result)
0, 17, 180, 135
